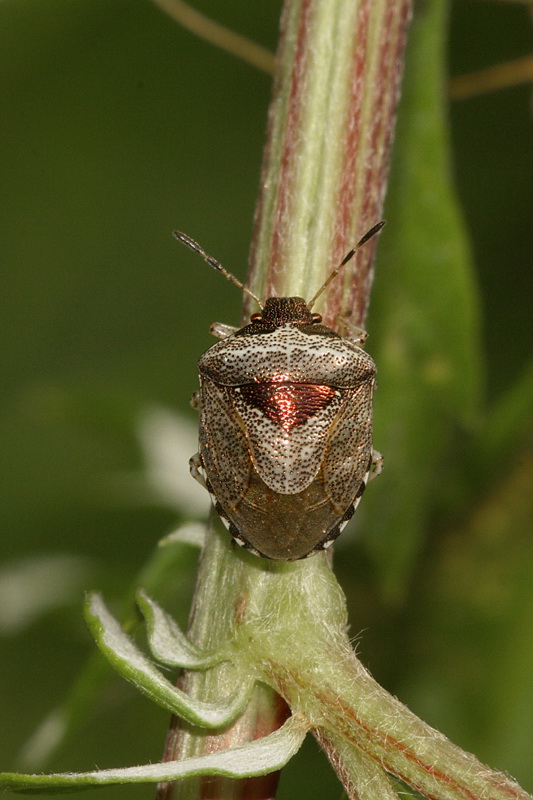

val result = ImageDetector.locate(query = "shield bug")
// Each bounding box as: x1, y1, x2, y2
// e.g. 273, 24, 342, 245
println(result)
175, 223, 385, 561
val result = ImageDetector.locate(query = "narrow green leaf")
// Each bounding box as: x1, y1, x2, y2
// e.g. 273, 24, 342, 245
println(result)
136, 589, 223, 669
363, 0, 484, 598
0, 715, 307, 793
85, 592, 252, 728
482, 357, 533, 468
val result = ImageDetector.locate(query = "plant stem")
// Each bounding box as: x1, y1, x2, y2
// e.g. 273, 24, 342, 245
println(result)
155, 526, 292, 800
246, 0, 411, 327
158, 0, 411, 797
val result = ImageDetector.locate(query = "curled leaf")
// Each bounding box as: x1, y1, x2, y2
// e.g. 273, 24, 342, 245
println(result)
85, 592, 252, 728
136, 589, 223, 669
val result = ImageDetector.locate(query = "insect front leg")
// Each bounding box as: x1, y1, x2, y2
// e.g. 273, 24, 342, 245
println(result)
337, 317, 369, 347
209, 322, 239, 340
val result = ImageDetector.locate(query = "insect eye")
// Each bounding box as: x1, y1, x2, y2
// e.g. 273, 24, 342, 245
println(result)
250, 312, 263, 322
311, 313, 322, 323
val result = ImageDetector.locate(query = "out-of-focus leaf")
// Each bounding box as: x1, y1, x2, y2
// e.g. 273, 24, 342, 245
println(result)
362, 0, 484, 600
399, 445, 533, 786
482, 357, 533, 469
0, 555, 92, 635
20, 532, 200, 769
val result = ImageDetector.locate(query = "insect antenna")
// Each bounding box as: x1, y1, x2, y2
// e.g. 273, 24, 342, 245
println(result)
173, 231, 263, 310
307, 220, 386, 309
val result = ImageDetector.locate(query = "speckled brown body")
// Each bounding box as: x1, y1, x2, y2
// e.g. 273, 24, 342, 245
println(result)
194, 297, 377, 561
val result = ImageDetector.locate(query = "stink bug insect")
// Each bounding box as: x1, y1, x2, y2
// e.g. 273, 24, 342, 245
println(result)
175, 223, 385, 561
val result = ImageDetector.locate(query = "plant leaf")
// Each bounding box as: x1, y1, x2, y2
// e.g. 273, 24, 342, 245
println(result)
85, 592, 252, 728
482, 357, 533, 469
0, 715, 307, 793
157, 521, 206, 549
136, 589, 223, 668
362, 0, 484, 599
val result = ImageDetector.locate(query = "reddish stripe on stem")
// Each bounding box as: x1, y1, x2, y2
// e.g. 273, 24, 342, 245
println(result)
348, 0, 410, 326
326, 0, 371, 328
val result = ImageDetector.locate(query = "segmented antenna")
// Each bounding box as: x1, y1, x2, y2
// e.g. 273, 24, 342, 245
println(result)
174, 231, 263, 310
307, 220, 386, 309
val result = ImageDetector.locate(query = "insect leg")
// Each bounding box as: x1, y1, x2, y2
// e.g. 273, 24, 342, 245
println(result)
189, 453, 208, 490
209, 322, 239, 340
369, 449, 384, 481
337, 317, 369, 346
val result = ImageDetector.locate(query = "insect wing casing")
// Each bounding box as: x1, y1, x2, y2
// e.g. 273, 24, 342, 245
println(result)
196, 309, 376, 561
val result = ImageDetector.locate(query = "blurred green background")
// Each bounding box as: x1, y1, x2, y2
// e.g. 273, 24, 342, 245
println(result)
0, 1, 531, 798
